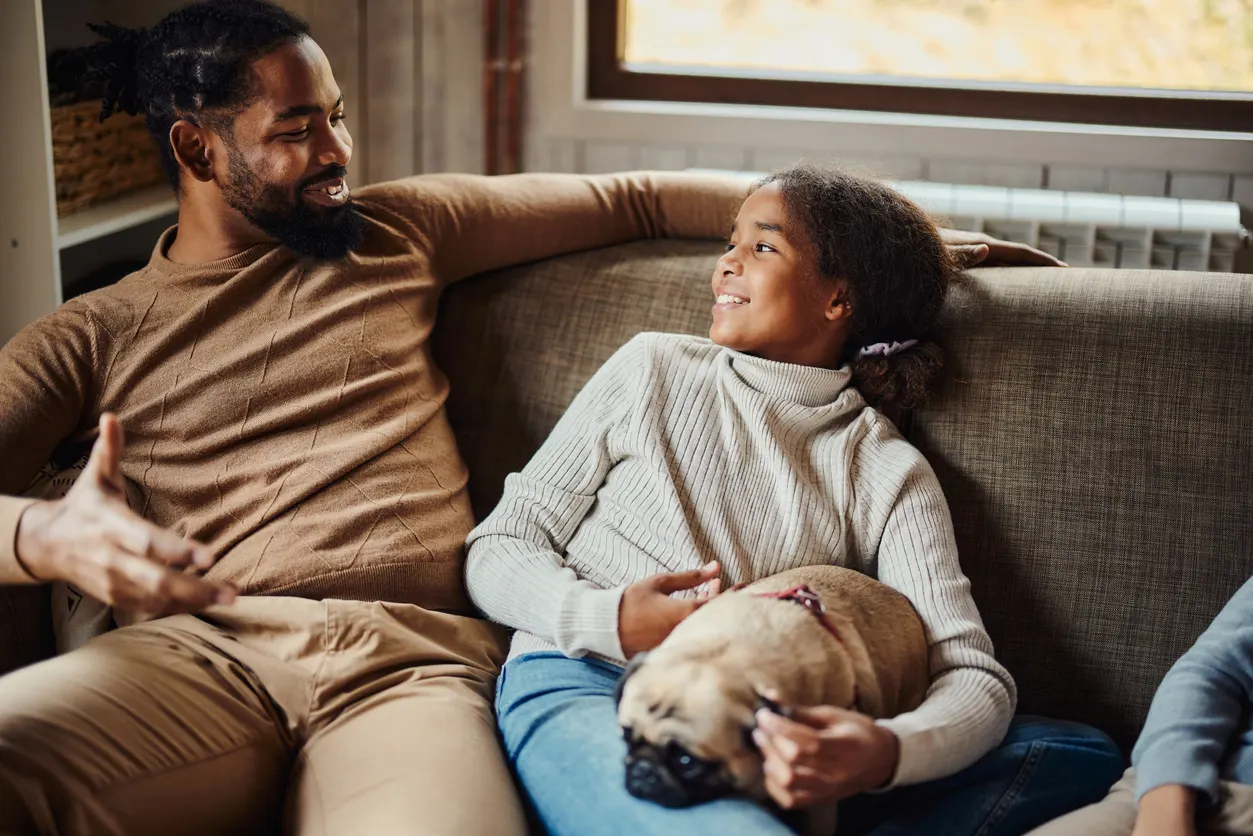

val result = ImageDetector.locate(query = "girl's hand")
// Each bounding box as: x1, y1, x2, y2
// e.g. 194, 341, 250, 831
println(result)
1131, 784, 1197, 836
752, 701, 899, 809
618, 561, 721, 658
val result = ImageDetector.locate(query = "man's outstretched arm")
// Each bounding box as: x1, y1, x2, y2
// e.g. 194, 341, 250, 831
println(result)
0, 305, 233, 612
355, 170, 748, 286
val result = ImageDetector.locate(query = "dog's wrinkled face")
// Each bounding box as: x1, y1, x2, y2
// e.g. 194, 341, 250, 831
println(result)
616, 653, 767, 807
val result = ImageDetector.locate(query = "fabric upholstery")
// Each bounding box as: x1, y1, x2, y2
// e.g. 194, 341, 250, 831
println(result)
0, 586, 53, 675
433, 239, 721, 519
433, 240, 1253, 751
911, 268, 1253, 749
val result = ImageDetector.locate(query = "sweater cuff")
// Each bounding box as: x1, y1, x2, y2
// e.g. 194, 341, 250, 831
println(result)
556, 582, 627, 661
0, 497, 40, 584
1134, 743, 1220, 804
875, 712, 940, 789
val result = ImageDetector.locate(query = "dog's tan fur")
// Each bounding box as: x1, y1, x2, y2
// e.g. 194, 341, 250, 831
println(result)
617, 565, 931, 800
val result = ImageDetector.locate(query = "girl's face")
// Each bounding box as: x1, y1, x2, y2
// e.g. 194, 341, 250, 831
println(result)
709, 183, 850, 368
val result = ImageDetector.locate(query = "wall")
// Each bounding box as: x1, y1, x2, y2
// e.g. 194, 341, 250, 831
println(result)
525, 1, 1253, 208
43, 0, 485, 181
282, 0, 484, 181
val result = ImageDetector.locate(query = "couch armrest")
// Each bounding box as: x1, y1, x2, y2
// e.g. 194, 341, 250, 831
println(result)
0, 585, 54, 676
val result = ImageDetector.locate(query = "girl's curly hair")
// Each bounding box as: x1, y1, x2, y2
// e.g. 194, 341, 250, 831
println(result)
755, 164, 959, 415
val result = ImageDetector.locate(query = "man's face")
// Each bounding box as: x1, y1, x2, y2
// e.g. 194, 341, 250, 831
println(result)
215, 36, 363, 259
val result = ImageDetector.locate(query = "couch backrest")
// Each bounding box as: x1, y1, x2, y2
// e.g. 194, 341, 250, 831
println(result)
432, 239, 1253, 750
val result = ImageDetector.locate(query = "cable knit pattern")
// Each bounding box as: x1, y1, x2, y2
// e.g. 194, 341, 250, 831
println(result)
466, 332, 1017, 787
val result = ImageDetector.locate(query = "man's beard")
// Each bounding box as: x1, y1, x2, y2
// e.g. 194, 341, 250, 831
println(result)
222, 154, 365, 260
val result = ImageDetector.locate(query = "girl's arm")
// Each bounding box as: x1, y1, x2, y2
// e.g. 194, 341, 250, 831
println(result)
464, 336, 646, 660
860, 420, 1017, 788
1131, 575, 1253, 805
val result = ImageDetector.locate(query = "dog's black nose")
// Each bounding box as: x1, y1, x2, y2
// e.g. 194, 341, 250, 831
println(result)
625, 755, 694, 808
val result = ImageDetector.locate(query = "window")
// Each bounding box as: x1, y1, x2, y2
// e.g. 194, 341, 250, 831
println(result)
587, 0, 1253, 132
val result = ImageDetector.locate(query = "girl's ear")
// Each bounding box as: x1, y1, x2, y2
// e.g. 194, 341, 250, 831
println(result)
825, 284, 853, 322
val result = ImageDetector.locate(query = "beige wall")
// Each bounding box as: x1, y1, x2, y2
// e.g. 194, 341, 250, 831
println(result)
283, 0, 486, 181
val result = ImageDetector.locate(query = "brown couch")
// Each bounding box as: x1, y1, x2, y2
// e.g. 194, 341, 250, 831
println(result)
2, 239, 1252, 752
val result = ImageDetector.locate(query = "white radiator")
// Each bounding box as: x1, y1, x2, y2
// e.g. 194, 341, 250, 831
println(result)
692, 170, 1250, 273
889, 181, 1247, 272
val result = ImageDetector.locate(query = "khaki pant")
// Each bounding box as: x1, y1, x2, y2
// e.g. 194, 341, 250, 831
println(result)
1029, 768, 1253, 836
0, 597, 527, 836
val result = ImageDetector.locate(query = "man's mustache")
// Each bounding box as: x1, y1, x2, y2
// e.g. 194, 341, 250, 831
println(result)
298, 165, 350, 192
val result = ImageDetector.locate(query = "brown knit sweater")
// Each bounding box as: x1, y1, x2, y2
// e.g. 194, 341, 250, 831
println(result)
0, 172, 743, 612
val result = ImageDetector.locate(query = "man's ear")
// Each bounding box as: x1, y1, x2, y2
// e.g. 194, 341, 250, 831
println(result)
615, 652, 650, 706
169, 119, 215, 184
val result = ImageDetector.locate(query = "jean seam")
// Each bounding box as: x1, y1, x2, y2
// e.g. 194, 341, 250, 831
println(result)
973, 740, 1044, 836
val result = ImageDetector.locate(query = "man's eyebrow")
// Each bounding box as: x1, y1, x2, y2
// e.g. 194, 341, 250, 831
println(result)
274, 95, 344, 122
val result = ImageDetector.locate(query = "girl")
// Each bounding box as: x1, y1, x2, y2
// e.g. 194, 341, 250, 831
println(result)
465, 165, 1123, 835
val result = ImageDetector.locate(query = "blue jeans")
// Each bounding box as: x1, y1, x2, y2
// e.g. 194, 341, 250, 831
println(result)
497, 652, 1125, 836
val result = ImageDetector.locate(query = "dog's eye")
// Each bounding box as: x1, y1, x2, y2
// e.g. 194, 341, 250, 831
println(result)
666, 742, 712, 782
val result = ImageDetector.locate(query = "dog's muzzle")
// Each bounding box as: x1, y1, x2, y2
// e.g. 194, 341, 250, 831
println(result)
623, 738, 737, 808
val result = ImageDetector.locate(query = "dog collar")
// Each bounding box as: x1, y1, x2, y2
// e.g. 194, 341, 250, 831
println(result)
753, 584, 862, 713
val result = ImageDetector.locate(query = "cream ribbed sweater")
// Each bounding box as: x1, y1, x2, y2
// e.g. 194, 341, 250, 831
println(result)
465, 332, 1017, 787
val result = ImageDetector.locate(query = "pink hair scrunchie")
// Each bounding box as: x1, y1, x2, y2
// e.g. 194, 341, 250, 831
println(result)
857, 339, 919, 358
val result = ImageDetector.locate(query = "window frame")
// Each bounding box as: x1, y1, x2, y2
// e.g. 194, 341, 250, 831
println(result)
586, 0, 1253, 134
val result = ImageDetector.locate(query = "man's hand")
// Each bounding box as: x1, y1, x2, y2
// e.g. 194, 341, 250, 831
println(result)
752, 700, 899, 809
15, 413, 236, 615
1132, 784, 1197, 836
618, 561, 721, 658
940, 228, 1067, 269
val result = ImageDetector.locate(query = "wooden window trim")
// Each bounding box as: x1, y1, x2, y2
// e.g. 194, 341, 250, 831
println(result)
586, 0, 1253, 134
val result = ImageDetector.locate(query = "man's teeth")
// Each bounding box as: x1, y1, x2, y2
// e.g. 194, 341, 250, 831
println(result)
717, 294, 747, 305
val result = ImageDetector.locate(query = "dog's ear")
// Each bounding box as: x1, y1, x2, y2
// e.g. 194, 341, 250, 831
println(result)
615, 652, 650, 706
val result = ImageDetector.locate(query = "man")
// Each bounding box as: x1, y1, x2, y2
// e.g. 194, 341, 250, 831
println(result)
0, 1, 1058, 833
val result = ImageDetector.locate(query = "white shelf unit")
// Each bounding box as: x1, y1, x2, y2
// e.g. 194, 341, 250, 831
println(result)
2, 0, 183, 344
57, 185, 178, 250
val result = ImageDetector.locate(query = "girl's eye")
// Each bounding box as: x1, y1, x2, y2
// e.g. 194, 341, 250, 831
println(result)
723, 242, 736, 253
755, 243, 776, 253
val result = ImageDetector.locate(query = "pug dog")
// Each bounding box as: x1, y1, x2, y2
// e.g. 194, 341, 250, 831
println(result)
615, 565, 930, 832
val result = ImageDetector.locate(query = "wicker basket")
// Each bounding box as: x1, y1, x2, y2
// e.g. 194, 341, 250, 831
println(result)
50, 100, 166, 217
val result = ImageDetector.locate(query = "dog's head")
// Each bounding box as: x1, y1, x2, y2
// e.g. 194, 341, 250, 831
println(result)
615, 650, 773, 808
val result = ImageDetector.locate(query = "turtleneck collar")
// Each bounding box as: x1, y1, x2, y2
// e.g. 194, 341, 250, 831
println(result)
722, 347, 852, 408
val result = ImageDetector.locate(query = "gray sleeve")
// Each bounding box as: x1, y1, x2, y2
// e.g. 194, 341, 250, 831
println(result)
1132, 576, 1253, 803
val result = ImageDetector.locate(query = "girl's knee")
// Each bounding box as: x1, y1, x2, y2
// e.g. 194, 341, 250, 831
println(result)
1010, 716, 1123, 754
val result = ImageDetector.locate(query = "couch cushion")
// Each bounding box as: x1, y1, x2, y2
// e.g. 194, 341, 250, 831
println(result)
433, 240, 1253, 750
912, 268, 1253, 749
0, 586, 54, 676
434, 239, 720, 519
